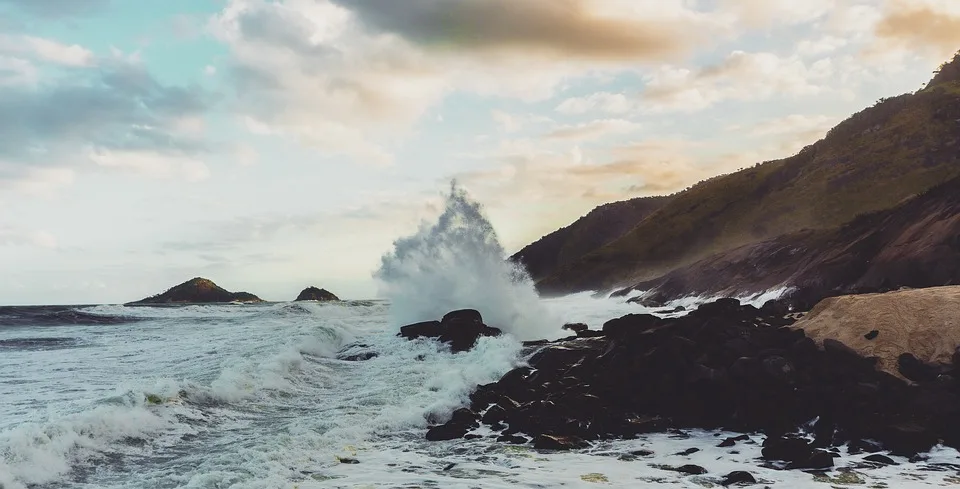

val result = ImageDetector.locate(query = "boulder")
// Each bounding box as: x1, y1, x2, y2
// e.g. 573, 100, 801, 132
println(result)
399, 310, 502, 352
295, 286, 339, 301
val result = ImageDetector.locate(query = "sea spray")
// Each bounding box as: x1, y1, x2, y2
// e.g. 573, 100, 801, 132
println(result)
374, 182, 559, 340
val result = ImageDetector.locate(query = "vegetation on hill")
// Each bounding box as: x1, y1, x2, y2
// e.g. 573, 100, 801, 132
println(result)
531, 51, 960, 295
128, 277, 263, 304
295, 287, 340, 301
510, 196, 672, 280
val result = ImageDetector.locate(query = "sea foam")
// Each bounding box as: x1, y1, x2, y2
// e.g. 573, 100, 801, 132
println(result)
374, 182, 558, 340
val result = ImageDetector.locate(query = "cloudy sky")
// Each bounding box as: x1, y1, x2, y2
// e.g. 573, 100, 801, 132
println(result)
1, 0, 958, 304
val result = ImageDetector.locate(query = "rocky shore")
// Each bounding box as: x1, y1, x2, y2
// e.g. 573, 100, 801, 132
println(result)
400, 292, 960, 476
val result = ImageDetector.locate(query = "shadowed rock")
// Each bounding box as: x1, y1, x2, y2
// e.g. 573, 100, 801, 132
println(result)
295, 286, 339, 301
399, 309, 502, 353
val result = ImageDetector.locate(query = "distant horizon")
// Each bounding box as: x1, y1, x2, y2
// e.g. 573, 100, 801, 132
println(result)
3, 0, 959, 305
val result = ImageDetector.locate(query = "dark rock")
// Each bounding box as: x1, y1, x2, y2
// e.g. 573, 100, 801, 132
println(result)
627, 296, 666, 308
496, 434, 527, 444
721, 471, 757, 486
898, 353, 938, 382
294, 286, 339, 301
718, 435, 751, 447
337, 351, 378, 361
656, 306, 687, 314
847, 439, 883, 455
601, 313, 663, 336
426, 408, 478, 441
399, 310, 501, 353
674, 447, 700, 456
562, 323, 589, 334
442, 309, 484, 325
864, 330, 879, 340
533, 434, 588, 450
864, 454, 898, 465
673, 464, 707, 475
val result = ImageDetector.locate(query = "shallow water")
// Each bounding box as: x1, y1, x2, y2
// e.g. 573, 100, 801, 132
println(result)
2, 294, 959, 488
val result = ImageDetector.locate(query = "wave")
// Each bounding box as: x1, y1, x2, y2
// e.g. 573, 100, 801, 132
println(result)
374, 182, 559, 340
0, 306, 142, 328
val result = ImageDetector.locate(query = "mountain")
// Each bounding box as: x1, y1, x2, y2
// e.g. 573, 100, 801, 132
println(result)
294, 287, 339, 301
528, 51, 960, 296
509, 196, 672, 280
616, 173, 960, 309
128, 278, 263, 304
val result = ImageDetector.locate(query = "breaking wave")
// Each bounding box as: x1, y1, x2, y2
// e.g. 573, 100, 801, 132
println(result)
374, 182, 558, 340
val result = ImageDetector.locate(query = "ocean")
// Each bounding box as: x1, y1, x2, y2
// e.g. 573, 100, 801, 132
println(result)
3, 294, 960, 489
4, 187, 960, 488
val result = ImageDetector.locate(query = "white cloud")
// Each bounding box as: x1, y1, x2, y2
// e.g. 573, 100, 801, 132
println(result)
0, 225, 59, 249
555, 91, 634, 114
544, 119, 643, 141
641, 51, 835, 112
0, 55, 37, 87
204, 65, 217, 75
86, 147, 211, 182
0, 34, 95, 67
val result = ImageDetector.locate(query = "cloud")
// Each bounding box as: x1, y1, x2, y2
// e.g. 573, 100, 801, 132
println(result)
555, 91, 634, 114
641, 50, 834, 112
0, 224, 58, 249
332, 0, 713, 61
0, 0, 110, 17
718, 0, 834, 28
874, 3, 960, 58
543, 119, 642, 141
0, 56, 213, 189
0, 55, 36, 87
86, 147, 211, 182
0, 35, 96, 67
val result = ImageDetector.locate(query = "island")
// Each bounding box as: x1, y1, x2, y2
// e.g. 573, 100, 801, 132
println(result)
127, 277, 263, 304
294, 286, 340, 301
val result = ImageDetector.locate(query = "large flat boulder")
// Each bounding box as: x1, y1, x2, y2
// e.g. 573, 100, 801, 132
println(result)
794, 286, 960, 378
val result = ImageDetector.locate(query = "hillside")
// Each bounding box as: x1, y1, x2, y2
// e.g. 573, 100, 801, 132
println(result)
533, 51, 960, 295
128, 277, 263, 304
616, 173, 960, 308
510, 196, 671, 279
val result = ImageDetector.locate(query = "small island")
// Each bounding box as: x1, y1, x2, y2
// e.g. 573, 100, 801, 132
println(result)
127, 277, 264, 305
294, 286, 339, 301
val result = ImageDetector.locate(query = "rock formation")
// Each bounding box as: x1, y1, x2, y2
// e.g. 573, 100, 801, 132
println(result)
128, 277, 263, 304
294, 286, 339, 301
424, 299, 960, 461
399, 309, 502, 353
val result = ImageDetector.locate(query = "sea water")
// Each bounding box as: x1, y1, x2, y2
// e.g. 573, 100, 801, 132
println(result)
3, 184, 959, 488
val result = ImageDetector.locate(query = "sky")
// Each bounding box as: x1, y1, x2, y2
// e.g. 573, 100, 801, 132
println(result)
1, 0, 959, 305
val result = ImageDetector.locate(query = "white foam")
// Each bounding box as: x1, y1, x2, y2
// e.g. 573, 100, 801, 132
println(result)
374, 181, 559, 340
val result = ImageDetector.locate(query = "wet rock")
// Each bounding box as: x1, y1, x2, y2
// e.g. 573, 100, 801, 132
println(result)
425, 408, 478, 441
674, 447, 700, 456
673, 464, 707, 475
864, 454, 897, 465
562, 323, 589, 334
720, 471, 757, 485
496, 434, 527, 444
898, 353, 938, 382
337, 351, 378, 361
718, 435, 751, 447
532, 434, 588, 450
864, 330, 879, 340
399, 310, 502, 352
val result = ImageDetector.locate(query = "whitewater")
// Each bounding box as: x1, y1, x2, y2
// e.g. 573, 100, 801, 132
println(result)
3, 185, 959, 488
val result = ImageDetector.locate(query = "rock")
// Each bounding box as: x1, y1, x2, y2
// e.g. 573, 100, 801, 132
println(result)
864, 454, 897, 465
898, 353, 938, 382
562, 323, 589, 334
674, 447, 700, 456
656, 306, 687, 314
337, 351, 378, 361
601, 313, 663, 337
718, 435, 751, 447
720, 471, 757, 486
336, 456, 359, 464
864, 330, 879, 340
425, 408, 478, 441
399, 310, 502, 353
127, 277, 263, 304
424, 299, 960, 465
532, 434, 588, 450
673, 464, 707, 475
295, 286, 339, 301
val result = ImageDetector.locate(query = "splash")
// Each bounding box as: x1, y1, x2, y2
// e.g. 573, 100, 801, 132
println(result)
374, 182, 558, 340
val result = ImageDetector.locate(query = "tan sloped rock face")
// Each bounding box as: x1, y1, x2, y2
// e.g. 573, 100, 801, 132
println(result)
793, 286, 960, 377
